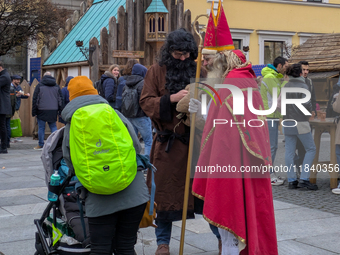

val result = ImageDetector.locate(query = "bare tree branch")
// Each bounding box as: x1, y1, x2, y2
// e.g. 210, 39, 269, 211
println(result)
0, 0, 70, 56
283, 42, 301, 60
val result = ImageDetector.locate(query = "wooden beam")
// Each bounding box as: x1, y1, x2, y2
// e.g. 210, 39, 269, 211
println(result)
184, 9, 191, 32
117, 6, 126, 65
101, 27, 109, 65
56, 69, 62, 85
177, 0, 184, 29
90, 37, 100, 83
127, 0, 134, 52
109, 16, 118, 64
42, 61, 88, 69
170, 0, 177, 31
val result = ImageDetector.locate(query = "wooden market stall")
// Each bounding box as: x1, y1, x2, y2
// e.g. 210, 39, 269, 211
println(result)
290, 33, 340, 108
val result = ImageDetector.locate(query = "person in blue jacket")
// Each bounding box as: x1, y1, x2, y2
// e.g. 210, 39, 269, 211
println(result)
59, 76, 74, 124
100, 64, 120, 109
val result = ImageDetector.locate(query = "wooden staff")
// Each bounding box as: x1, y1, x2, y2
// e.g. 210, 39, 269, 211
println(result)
179, 14, 208, 255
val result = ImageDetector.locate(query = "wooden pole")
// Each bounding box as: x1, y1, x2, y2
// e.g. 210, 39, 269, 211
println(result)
179, 14, 208, 255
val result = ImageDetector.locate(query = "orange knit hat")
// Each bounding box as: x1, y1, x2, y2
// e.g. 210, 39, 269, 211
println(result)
68, 76, 98, 101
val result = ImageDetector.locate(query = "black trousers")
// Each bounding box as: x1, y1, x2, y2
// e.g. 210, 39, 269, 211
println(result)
88, 203, 146, 255
0, 114, 7, 150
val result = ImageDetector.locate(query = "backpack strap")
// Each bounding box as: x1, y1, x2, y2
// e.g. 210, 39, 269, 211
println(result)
136, 154, 157, 215
76, 195, 87, 240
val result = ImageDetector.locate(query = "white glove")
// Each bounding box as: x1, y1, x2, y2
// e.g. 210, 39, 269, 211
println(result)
189, 98, 203, 119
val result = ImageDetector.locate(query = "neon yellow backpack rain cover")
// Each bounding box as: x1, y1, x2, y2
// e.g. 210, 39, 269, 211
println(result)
69, 103, 136, 195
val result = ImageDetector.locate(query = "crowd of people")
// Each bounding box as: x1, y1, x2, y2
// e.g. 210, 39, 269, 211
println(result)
1, 3, 340, 254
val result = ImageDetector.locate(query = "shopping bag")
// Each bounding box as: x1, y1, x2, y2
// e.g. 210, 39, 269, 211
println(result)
10, 118, 23, 137
12, 111, 20, 120
137, 154, 157, 228
139, 201, 157, 228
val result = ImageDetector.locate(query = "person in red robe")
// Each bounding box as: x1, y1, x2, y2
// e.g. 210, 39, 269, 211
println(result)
191, 49, 278, 255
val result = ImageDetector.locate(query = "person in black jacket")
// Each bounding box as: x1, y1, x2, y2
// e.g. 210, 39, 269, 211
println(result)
100, 64, 120, 109
32, 72, 63, 150
0, 61, 11, 154
5, 84, 16, 148
283, 64, 317, 190
123, 64, 153, 156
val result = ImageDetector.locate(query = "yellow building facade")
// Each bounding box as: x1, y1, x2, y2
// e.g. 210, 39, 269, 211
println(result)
185, 0, 340, 65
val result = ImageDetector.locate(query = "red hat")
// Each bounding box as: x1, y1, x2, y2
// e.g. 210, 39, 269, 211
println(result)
233, 50, 246, 64
202, 0, 234, 55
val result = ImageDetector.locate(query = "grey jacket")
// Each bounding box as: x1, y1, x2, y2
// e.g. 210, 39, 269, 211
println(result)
283, 76, 312, 135
283, 76, 312, 122
61, 95, 149, 217
32, 75, 63, 122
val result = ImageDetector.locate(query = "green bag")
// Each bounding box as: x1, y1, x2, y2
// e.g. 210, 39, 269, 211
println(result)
69, 103, 137, 195
10, 118, 23, 138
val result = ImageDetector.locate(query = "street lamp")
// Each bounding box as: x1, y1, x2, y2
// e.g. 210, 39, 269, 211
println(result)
75, 40, 96, 66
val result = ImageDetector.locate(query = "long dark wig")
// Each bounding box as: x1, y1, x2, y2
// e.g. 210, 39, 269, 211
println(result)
158, 28, 198, 94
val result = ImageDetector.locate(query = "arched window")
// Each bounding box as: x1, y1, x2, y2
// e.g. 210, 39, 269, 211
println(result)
158, 17, 161, 31
162, 17, 164, 31
158, 15, 165, 32
149, 16, 155, 33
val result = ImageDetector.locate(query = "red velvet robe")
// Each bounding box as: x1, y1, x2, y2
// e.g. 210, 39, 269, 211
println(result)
192, 64, 278, 255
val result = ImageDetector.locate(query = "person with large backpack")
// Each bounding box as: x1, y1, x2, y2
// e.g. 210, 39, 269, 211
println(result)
100, 64, 120, 109
121, 64, 153, 156
61, 76, 149, 254
116, 59, 139, 112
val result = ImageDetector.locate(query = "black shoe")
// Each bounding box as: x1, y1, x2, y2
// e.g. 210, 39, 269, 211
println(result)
297, 180, 318, 190
0, 149, 8, 154
288, 180, 299, 189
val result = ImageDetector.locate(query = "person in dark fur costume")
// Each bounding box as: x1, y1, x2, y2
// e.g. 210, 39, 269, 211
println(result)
158, 28, 198, 95
140, 28, 206, 255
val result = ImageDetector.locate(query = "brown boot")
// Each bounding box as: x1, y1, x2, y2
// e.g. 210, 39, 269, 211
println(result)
218, 239, 222, 255
155, 244, 170, 255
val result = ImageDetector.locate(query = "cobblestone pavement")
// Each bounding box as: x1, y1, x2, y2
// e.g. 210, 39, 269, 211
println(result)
10, 133, 340, 217
272, 133, 340, 215
2, 136, 340, 254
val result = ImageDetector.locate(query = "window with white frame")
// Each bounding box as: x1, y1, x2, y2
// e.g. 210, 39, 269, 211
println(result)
233, 39, 241, 50
264, 41, 283, 65
257, 31, 295, 65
